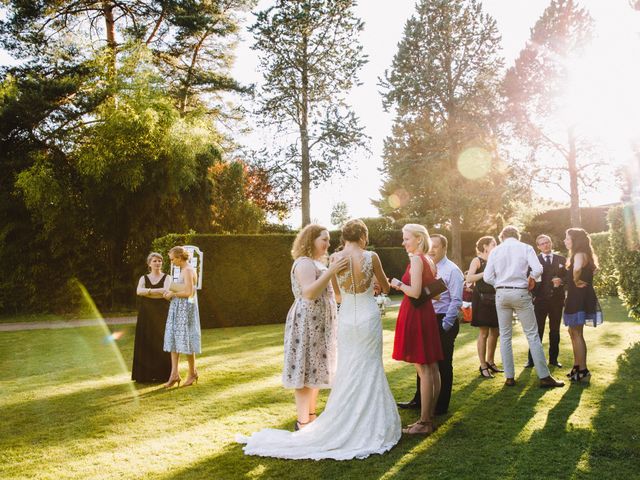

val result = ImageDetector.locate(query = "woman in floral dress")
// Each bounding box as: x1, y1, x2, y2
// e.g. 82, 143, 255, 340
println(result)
283, 224, 348, 430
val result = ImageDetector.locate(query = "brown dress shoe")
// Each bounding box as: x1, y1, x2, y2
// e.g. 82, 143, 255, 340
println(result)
504, 378, 516, 387
539, 376, 565, 388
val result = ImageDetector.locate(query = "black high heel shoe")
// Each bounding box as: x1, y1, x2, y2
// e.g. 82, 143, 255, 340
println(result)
567, 365, 579, 379
479, 366, 494, 378
487, 362, 503, 373
572, 369, 591, 384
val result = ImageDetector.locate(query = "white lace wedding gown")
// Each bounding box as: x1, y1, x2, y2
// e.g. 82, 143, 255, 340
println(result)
237, 250, 401, 460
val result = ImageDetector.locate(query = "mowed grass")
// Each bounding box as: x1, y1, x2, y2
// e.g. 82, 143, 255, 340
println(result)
1, 298, 639, 480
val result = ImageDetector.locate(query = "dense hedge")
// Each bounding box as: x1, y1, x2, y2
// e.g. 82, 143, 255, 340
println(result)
609, 206, 640, 320
374, 248, 409, 281
590, 232, 618, 297
153, 233, 296, 328
525, 206, 610, 248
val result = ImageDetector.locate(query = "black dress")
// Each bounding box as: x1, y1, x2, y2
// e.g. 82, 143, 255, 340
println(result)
132, 274, 172, 382
564, 263, 603, 327
470, 257, 499, 328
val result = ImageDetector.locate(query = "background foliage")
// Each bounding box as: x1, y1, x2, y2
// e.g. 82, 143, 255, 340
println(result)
608, 206, 640, 320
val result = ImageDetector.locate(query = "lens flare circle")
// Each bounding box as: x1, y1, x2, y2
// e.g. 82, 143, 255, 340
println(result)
457, 147, 492, 180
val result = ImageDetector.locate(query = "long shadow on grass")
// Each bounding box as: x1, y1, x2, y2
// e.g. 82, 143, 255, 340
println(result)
580, 341, 640, 479
0, 382, 136, 450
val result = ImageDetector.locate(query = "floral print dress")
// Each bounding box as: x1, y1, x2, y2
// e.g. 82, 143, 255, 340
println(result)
282, 257, 338, 389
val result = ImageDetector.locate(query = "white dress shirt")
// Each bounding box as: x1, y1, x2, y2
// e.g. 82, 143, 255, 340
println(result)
483, 238, 543, 288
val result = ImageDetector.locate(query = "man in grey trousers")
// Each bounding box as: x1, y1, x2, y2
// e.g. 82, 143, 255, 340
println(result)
483, 226, 564, 388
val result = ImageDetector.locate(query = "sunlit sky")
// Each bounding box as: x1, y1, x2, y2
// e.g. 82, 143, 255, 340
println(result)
230, 0, 640, 227
2, 1, 639, 228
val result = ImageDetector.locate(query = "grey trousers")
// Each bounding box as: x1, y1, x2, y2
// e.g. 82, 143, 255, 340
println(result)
495, 289, 551, 380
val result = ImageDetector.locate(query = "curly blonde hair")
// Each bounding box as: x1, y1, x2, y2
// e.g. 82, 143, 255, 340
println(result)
291, 224, 329, 260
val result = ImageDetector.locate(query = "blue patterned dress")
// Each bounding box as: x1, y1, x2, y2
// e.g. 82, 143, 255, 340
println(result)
163, 274, 201, 354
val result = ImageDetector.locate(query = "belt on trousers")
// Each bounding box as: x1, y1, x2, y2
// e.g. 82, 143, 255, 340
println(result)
495, 286, 528, 289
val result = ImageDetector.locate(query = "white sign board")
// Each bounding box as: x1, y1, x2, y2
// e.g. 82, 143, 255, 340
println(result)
171, 245, 203, 290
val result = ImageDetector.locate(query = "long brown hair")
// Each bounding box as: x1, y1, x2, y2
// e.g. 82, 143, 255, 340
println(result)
566, 228, 598, 269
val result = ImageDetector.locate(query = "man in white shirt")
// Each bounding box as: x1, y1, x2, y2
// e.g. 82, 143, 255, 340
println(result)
484, 226, 564, 388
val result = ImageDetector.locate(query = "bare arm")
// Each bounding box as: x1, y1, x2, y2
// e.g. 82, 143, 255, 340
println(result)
466, 257, 483, 283
398, 256, 424, 299
136, 276, 165, 298
174, 268, 195, 298
296, 257, 349, 300
573, 253, 588, 287
371, 252, 390, 294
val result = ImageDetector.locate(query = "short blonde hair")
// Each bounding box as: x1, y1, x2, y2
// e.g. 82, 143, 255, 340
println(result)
291, 224, 328, 260
402, 223, 431, 254
146, 252, 163, 265
536, 234, 552, 245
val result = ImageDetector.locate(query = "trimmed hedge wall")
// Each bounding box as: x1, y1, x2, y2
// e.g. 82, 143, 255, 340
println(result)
525, 206, 610, 250
151, 230, 482, 328
153, 233, 295, 328
375, 248, 409, 282
609, 206, 640, 320
590, 232, 618, 297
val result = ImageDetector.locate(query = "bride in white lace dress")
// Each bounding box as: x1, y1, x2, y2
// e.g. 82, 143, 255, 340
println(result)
237, 219, 401, 460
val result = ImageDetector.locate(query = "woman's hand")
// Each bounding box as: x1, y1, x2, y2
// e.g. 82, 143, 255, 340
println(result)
575, 280, 588, 288
328, 256, 349, 274
163, 290, 175, 299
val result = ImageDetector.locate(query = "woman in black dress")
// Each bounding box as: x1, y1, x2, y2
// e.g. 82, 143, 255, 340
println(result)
563, 228, 601, 383
466, 236, 501, 378
132, 252, 172, 383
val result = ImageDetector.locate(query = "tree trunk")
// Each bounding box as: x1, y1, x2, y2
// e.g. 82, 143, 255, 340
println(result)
103, 1, 117, 78
567, 126, 581, 227
300, 35, 311, 227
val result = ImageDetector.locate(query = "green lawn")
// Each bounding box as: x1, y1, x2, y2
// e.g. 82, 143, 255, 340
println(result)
1, 298, 639, 480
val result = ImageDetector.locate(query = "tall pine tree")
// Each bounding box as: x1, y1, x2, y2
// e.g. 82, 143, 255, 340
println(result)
379, 0, 504, 264
250, 0, 367, 226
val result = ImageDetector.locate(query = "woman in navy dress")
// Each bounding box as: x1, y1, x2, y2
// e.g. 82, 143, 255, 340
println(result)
563, 228, 602, 383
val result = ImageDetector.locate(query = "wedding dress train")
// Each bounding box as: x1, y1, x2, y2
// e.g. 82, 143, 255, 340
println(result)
237, 251, 401, 460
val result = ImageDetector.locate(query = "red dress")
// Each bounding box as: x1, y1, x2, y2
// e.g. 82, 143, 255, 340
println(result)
392, 255, 444, 364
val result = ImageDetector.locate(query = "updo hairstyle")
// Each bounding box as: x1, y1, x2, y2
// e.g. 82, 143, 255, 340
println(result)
475, 236, 496, 254
169, 246, 190, 261
341, 219, 369, 245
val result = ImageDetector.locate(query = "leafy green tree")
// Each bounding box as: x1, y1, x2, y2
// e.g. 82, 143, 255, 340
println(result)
379, 0, 505, 264
250, 0, 368, 227
504, 0, 597, 228
0, 0, 257, 311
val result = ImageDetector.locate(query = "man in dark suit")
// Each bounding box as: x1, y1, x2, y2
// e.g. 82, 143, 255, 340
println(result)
525, 234, 566, 368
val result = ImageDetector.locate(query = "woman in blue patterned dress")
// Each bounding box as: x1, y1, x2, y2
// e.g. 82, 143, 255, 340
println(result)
163, 246, 201, 388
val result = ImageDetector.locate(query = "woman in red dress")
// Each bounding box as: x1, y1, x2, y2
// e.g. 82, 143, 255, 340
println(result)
391, 224, 443, 435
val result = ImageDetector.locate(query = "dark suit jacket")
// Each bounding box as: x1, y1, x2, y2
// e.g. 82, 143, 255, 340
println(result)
533, 253, 567, 303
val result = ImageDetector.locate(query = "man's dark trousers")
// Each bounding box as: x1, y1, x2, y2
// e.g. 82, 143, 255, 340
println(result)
410, 313, 459, 415
528, 297, 563, 365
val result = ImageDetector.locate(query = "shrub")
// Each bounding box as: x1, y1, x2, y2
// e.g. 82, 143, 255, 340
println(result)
153, 233, 296, 328
590, 232, 618, 297
609, 206, 640, 320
